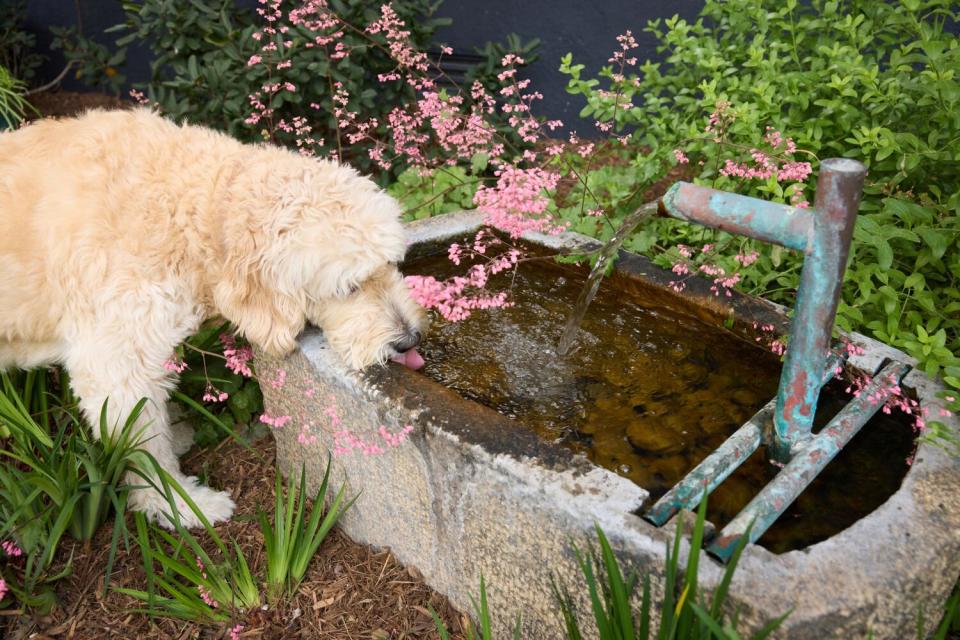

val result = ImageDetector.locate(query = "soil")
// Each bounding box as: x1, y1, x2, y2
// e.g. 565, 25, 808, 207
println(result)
1, 435, 468, 640
25, 90, 131, 121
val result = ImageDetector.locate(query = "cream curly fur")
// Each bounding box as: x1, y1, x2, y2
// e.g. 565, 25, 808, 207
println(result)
0, 108, 426, 528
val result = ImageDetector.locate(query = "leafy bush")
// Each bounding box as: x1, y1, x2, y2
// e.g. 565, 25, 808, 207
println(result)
110, 0, 447, 170
170, 321, 263, 449
112, 0, 261, 137
388, 165, 480, 221
49, 25, 128, 95
119, 459, 352, 619
0, 1, 45, 86
555, 0, 959, 419
0, 371, 147, 611
101, 1, 536, 179
0, 64, 31, 127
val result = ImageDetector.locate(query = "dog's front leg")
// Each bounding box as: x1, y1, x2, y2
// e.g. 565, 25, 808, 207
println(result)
64, 331, 235, 529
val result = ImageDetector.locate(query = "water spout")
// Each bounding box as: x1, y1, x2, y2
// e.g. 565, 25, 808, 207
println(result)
556, 201, 659, 356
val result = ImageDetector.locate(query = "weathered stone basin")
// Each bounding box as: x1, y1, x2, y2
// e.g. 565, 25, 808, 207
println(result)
258, 211, 960, 639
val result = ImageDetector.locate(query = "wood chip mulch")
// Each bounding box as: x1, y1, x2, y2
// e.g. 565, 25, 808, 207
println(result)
25, 90, 131, 121
1, 435, 468, 640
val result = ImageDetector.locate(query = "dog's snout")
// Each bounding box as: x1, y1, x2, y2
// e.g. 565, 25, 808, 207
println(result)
391, 329, 422, 354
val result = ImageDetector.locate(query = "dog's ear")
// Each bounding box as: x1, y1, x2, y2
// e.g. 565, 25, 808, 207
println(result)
214, 276, 304, 357
213, 225, 305, 357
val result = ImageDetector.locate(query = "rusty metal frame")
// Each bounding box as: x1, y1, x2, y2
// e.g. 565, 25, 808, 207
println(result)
643, 158, 910, 561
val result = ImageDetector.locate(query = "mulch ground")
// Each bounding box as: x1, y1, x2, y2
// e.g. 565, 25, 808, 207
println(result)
1, 435, 468, 640
25, 90, 131, 120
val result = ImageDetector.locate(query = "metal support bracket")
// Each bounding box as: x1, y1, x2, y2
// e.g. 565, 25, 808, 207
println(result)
643, 158, 910, 560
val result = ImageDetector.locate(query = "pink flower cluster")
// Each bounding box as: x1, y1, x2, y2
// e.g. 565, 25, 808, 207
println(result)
128, 89, 156, 109
2, 540, 21, 557
333, 424, 414, 456
366, 3, 430, 84
752, 322, 786, 355
221, 334, 254, 378
704, 100, 733, 139
259, 412, 292, 428
405, 274, 513, 322
719, 154, 811, 184
709, 122, 812, 208
407, 229, 526, 321
696, 263, 740, 297
242, 0, 345, 152
374, 88, 496, 170
163, 357, 188, 374
829, 340, 947, 452
195, 557, 219, 608
203, 384, 229, 403
765, 126, 797, 154
268, 368, 287, 390
230, 624, 244, 640
608, 29, 639, 66
474, 166, 562, 238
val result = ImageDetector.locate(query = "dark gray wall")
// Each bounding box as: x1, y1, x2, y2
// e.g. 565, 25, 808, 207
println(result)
433, 1, 703, 132
21, 0, 704, 130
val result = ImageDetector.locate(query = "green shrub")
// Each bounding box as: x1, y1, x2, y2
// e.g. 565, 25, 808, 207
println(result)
110, 0, 447, 172
0, 64, 31, 128
556, 0, 960, 421
96, 1, 535, 180
170, 320, 263, 449
50, 25, 128, 95
119, 457, 353, 619
0, 371, 147, 611
0, 1, 45, 86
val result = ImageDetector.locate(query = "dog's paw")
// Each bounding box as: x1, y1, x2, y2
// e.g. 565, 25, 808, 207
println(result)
179, 480, 236, 527
129, 476, 235, 530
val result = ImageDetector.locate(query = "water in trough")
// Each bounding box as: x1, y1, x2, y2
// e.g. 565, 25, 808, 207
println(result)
404, 239, 915, 553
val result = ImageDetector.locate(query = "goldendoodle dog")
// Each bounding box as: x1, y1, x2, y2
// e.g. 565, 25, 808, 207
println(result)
0, 108, 426, 528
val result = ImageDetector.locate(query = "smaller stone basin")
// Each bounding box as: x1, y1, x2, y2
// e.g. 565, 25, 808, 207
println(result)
259, 211, 960, 639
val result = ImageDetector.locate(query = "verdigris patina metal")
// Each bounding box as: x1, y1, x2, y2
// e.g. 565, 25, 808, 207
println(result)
651, 159, 897, 560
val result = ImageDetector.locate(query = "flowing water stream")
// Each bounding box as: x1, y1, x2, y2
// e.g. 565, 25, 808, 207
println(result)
556, 202, 659, 356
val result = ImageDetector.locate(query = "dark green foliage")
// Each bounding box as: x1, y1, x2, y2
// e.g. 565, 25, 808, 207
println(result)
552, 497, 789, 639
0, 1, 45, 85
50, 25, 128, 95
556, 0, 959, 431
172, 320, 263, 449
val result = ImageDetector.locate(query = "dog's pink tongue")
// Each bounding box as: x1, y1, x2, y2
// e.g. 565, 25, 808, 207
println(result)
391, 348, 425, 370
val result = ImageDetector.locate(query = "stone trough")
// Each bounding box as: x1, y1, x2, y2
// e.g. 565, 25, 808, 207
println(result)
257, 210, 960, 639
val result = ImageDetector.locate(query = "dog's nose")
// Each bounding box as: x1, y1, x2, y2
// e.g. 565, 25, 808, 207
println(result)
391, 329, 422, 354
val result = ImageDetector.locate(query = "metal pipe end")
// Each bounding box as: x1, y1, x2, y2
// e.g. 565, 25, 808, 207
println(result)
820, 157, 867, 176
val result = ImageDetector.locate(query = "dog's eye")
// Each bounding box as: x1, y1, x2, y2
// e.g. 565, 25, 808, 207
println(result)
344, 282, 361, 296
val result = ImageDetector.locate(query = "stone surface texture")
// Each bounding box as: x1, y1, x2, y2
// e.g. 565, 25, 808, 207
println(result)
257, 211, 960, 639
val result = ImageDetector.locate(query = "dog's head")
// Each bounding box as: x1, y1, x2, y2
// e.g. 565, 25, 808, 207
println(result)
214, 157, 427, 370
308, 264, 427, 371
